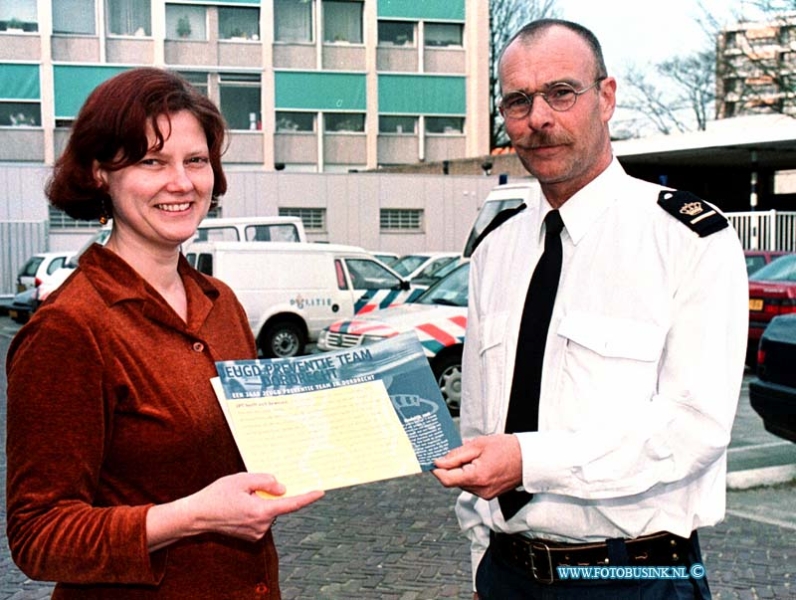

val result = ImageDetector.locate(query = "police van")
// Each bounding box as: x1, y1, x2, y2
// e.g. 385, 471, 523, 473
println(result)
462, 179, 541, 257
186, 241, 425, 359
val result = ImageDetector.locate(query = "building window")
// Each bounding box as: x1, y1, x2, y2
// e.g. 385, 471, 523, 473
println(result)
426, 116, 464, 134
219, 6, 259, 41
220, 74, 261, 130
178, 71, 208, 96
53, 0, 95, 34
323, 0, 362, 44
276, 111, 315, 132
425, 23, 463, 47
49, 206, 102, 229
378, 20, 414, 46
1, 0, 38, 32
324, 112, 364, 132
274, 0, 312, 42
279, 207, 326, 231
106, 0, 151, 36
379, 116, 417, 134
380, 209, 423, 232
165, 4, 206, 41
0, 101, 40, 127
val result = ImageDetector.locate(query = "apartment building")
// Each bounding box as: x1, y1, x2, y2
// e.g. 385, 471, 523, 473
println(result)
717, 13, 796, 119
0, 0, 489, 170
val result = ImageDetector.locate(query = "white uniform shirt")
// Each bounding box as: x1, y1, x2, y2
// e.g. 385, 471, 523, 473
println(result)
456, 159, 749, 577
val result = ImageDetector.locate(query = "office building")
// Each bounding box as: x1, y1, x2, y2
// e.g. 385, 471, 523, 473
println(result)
717, 13, 796, 118
0, 0, 489, 170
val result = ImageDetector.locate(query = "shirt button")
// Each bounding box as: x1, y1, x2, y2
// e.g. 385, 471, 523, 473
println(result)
255, 582, 269, 594
192, 342, 204, 352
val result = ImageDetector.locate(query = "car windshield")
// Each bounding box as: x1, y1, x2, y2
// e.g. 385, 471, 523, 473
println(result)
751, 254, 796, 282
416, 262, 470, 307
391, 255, 430, 277
414, 255, 458, 279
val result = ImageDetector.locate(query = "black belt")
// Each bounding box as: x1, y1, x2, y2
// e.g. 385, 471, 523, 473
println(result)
490, 530, 693, 584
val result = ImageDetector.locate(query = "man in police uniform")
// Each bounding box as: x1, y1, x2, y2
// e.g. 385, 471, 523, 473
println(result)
432, 19, 748, 599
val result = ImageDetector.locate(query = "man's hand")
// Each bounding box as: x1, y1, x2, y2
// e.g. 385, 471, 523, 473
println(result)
431, 434, 523, 499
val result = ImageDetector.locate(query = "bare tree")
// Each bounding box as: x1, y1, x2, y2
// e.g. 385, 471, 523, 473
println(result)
489, 0, 559, 149
619, 47, 717, 136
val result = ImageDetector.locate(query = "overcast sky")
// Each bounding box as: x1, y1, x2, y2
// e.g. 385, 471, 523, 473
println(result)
555, 0, 759, 72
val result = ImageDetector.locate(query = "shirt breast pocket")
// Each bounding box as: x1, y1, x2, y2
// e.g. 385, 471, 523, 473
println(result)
557, 313, 665, 411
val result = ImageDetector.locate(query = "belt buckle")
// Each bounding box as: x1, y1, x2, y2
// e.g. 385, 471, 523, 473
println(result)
530, 541, 555, 584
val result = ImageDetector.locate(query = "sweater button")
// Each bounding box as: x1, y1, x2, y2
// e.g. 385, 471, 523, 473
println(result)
192, 342, 204, 352
255, 582, 269, 594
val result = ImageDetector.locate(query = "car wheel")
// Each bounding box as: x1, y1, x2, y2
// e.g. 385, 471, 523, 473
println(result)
260, 321, 305, 359
432, 351, 462, 416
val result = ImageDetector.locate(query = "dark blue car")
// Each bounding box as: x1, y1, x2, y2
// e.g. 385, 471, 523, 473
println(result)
750, 314, 796, 443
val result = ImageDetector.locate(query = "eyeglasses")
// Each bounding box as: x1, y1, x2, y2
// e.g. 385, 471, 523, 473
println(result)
500, 77, 606, 119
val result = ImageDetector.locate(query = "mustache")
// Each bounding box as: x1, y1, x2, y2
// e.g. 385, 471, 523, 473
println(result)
526, 132, 573, 148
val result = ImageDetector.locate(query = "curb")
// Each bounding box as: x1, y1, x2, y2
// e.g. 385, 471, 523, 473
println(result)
726, 464, 796, 490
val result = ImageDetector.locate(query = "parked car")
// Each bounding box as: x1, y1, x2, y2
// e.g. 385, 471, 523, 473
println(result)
749, 314, 796, 442
371, 251, 400, 266
37, 217, 304, 306
747, 254, 796, 365
318, 261, 470, 414
7, 287, 38, 324
462, 180, 541, 257
390, 252, 461, 284
410, 255, 465, 290
744, 250, 792, 277
187, 241, 423, 358
16, 251, 74, 293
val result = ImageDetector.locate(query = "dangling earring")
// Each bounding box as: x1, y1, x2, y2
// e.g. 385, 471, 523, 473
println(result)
99, 199, 111, 225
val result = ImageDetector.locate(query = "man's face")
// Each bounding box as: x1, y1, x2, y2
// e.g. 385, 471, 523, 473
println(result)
499, 26, 616, 204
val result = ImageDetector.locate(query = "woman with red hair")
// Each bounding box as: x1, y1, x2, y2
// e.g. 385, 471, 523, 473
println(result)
6, 67, 323, 599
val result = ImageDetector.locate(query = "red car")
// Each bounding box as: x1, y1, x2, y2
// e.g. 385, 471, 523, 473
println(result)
747, 254, 796, 365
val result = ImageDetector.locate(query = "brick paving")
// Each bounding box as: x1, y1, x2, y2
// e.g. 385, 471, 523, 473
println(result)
1, 323, 794, 599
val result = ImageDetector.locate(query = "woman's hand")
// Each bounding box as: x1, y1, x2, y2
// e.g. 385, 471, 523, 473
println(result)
146, 473, 324, 550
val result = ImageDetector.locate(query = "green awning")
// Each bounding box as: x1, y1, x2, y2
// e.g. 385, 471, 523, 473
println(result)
379, 74, 465, 115
53, 65, 128, 118
275, 71, 366, 111
377, 0, 464, 21
0, 64, 40, 100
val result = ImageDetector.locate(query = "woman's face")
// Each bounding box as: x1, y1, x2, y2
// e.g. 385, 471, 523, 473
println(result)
94, 110, 215, 254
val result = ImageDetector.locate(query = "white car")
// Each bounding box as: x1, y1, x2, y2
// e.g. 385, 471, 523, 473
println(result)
318, 261, 469, 414
16, 251, 74, 293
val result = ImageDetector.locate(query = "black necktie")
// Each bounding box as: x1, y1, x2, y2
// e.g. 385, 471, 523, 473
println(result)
498, 209, 565, 521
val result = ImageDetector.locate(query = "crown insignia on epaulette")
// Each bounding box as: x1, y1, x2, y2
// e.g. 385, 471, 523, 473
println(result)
658, 190, 728, 237
679, 202, 704, 216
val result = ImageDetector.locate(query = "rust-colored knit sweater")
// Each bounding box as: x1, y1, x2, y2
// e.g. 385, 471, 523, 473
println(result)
6, 245, 281, 599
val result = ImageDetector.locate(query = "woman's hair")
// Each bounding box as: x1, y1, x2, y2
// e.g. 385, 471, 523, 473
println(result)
46, 67, 228, 221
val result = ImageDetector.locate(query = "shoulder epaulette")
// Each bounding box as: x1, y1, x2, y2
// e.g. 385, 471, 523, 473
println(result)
657, 190, 728, 237
470, 204, 527, 254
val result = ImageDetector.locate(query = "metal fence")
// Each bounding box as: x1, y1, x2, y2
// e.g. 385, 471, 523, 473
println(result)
727, 210, 796, 251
